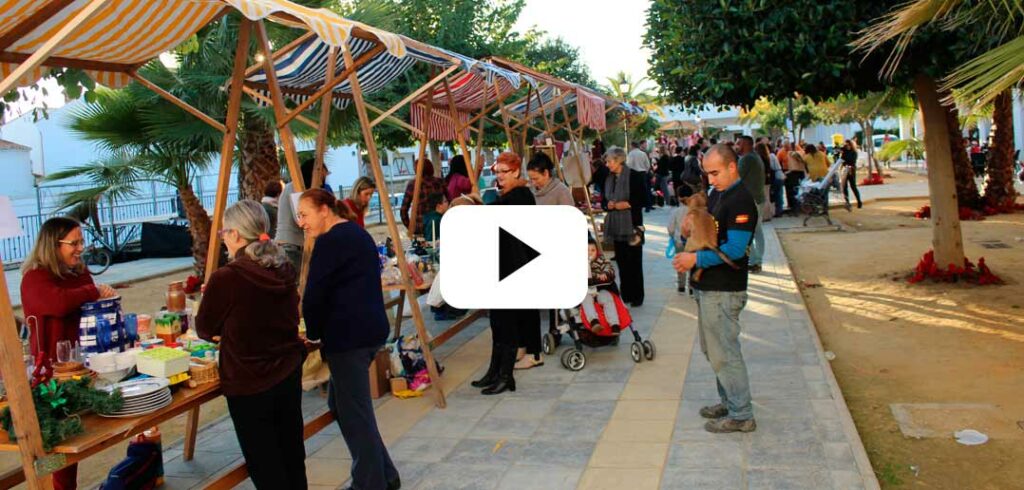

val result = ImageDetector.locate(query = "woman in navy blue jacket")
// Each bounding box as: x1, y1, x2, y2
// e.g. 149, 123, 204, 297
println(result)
298, 188, 400, 490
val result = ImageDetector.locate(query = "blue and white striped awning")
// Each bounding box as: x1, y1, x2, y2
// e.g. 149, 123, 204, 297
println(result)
505, 85, 577, 117
246, 35, 525, 111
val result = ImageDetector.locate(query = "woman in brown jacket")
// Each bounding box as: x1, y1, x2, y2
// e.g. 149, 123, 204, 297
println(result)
196, 200, 307, 489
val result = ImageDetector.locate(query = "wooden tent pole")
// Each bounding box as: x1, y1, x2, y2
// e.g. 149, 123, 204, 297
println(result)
243, 31, 316, 77
0, 0, 110, 97
242, 87, 320, 130
442, 77, 474, 191
298, 46, 338, 294
204, 19, 253, 281
493, 83, 516, 152
341, 43, 447, 408
131, 73, 227, 133
469, 79, 492, 191
255, 20, 305, 192
561, 102, 602, 241
532, 87, 565, 181
0, 260, 51, 489
369, 64, 461, 129
519, 85, 533, 158
364, 102, 425, 137
408, 68, 437, 239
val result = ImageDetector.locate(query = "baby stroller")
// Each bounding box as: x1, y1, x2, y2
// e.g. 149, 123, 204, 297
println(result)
797, 160, 845, 226
541, 288, 655, 371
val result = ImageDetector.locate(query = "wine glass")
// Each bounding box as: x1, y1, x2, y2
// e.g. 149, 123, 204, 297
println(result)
56, 340, 73, 364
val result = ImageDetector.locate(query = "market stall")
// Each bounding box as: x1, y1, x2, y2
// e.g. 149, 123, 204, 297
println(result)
0, 0, 410, 488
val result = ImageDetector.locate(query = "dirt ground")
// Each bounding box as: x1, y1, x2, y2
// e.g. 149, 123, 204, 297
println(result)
779, 198, 1024, 489
5, 270, 229, 488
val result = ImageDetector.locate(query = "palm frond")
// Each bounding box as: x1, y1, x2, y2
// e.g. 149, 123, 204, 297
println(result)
852, 0, 961, 78
940, 35, 1024, 110
877, 138, 925, 161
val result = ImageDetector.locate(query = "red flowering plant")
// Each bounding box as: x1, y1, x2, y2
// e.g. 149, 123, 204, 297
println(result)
860, 173, 885, 186
184, 275, 203, 295
907, 250, 1002, 285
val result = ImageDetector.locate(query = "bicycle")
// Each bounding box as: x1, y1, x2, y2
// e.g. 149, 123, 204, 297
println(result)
81, 242, 113, 275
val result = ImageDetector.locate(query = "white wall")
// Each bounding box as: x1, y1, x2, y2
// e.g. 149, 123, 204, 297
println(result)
0, 149, 35, 200
0, 100, 106, 179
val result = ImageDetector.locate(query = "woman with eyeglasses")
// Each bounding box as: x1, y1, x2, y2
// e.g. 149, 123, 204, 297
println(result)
20, 217, 116, 490
470, 152, 539, 395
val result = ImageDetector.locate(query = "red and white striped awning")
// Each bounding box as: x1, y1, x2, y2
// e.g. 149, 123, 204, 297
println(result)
410, 71, 519, 141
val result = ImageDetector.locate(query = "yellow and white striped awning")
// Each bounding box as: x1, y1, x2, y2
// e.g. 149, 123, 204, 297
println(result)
0, 0, 405, 90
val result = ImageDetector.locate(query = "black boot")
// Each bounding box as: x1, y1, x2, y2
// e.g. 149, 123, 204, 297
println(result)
481, 344, 516, 395
471, 340, 501, 388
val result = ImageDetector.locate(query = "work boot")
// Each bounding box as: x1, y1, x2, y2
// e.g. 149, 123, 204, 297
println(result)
704, 417, 757, 433
699, 403, 729, 419
471, 341, 501, 388
482, 344, 516, 395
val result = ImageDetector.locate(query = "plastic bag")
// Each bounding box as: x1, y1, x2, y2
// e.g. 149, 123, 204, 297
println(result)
425, 270, 444, 307
665, 239, 676, 259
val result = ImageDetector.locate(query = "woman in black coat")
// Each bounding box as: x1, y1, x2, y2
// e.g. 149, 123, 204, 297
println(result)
470, 151, 539, 395
602, 147, 647, 307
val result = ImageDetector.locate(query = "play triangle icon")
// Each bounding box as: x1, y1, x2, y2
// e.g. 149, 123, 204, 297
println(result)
498, 226, 541, 281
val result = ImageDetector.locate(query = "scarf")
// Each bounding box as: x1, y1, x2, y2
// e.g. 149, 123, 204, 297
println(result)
603, 167, 633, 244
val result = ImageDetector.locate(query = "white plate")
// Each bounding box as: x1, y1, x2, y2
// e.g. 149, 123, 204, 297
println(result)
120, 390, 172, 409
100, 395, 173, 418
106, 391, 172, 414
119, 387, 170, 404
102, 378, 170, 398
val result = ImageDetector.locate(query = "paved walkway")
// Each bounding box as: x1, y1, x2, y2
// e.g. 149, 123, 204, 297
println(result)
6, 256, 193, 309
149, 206, 876, 490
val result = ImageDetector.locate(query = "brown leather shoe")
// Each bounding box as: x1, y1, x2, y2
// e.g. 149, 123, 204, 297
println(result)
699, 403, 728, 419
704, 417, 757, 433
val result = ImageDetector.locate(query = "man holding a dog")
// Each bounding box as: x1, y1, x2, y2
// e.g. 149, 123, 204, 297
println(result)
673, 143, 758, 433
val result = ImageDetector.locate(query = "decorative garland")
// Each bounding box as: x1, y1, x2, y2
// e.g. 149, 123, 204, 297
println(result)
908, 250, 1002, 285
1, 378, 124, 451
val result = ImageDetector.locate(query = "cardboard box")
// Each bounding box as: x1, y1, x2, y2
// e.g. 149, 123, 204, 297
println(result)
389, 377, 408, 393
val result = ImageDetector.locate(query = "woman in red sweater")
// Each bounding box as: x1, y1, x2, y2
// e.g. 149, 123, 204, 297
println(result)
196, 200, 307, 489
342, 176, 376, 228
20, 217, 115, 490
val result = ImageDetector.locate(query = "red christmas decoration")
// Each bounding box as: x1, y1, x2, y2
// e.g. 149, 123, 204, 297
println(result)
860, 173, 885, 186
907, 250, 1001, 285
184, 275, 203, 294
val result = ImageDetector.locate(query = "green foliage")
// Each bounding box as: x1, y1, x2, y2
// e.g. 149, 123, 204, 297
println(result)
877, 138, 924, 162
1, 378, 123, 451
644, 0, 970, 107
522, 36, 596, 87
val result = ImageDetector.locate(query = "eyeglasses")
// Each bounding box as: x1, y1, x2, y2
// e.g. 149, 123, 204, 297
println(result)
58, 239, 86, 248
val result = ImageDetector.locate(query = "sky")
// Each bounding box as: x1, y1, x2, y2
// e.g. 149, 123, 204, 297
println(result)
514, 0, 655, 92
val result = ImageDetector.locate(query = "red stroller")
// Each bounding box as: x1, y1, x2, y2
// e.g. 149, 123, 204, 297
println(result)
542, 289, 656, 371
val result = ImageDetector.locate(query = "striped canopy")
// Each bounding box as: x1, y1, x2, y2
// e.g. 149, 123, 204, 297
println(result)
245, 34, 524, 136
0, 0, 405, 90
409, 71, 522, 141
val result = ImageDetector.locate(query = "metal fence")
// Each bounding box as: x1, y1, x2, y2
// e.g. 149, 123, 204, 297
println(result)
1, 179, 409, 266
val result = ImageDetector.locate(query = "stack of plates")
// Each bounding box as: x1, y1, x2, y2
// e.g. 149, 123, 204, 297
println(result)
99, 378, 172, 418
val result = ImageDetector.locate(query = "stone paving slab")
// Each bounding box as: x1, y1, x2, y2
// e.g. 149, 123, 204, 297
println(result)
149, 206, 878, 489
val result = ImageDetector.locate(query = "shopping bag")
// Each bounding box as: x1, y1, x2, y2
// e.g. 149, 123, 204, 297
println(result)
425, 270, 444, 307
665, 239, 676, 259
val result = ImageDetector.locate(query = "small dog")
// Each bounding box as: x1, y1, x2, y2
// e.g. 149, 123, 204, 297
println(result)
682, 192, 739, 281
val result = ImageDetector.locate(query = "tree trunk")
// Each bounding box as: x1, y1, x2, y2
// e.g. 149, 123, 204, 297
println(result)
179, 184, 212, 278
915, 74, 965, 268
942, 97, 981, 209
861, 120, 884, 177
238, 114, 281, 201
984, 89, 1018, 208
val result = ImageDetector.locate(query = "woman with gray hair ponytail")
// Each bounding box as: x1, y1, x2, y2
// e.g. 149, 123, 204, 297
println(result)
196, 199, 307, 488
222, 200, 287, 268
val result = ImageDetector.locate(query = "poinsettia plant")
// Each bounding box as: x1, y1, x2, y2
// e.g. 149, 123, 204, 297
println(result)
908, 250, 1002, 285
1, 378, 123, 450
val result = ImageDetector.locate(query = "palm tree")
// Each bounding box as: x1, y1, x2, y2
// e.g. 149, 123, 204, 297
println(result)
604, 71, 665, 117
58, 84, 219, 276
984, 90, 1018, 207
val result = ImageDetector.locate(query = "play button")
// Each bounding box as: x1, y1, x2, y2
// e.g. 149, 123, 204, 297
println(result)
440, 206, 589, 309
498, 227, 541, 281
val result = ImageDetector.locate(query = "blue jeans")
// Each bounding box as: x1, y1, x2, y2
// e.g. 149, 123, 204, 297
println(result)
695, 289, 753, 420
749, 208, 765, 266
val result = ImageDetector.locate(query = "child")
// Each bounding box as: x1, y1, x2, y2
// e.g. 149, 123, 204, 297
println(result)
580, 237, 620, 333
422, 192, 448, 244
666, 185, 690, 293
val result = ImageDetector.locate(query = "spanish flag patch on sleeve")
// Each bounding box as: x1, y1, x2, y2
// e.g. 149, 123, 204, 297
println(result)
735, 214, 750, 224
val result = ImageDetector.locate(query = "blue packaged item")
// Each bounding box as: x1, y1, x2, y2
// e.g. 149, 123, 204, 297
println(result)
80, 296, 124, 354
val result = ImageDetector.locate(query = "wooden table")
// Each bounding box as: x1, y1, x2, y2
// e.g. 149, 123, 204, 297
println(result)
0, 381, 336, 489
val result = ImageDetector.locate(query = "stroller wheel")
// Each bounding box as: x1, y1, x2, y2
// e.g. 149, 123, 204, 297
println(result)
542, 333, 557, 355
560, 348, 586, 371
642, 340, 656, 361
630, 342, 644, 363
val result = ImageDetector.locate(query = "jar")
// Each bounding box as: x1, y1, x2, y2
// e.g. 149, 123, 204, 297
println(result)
166, 281, 186, 312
